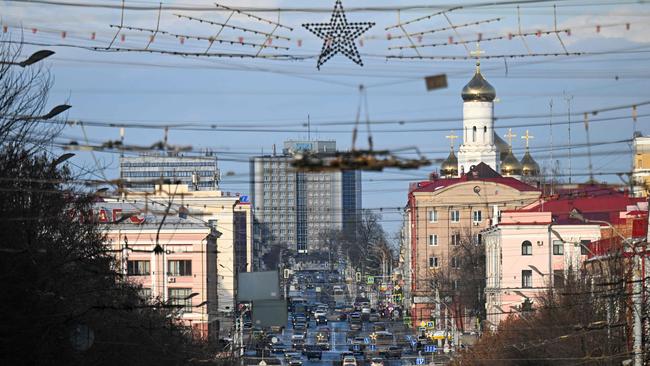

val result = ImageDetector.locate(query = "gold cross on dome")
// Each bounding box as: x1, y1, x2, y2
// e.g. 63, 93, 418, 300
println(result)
470, 42, 484, 69
445, 131, 459, 150
521, 130, 534, 148
504, 128, 517, 146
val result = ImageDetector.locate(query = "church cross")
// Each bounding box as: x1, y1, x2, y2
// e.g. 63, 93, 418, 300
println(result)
470, 42, 484, 69
521, 130, 534, 148
445, 131, 459, 150
504, 128, 517, 146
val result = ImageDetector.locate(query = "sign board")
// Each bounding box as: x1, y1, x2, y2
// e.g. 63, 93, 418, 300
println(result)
427, 321, 435, 328
368, 344, 376, 351
367, 276, 375, 285
413, 296, 436, 304
251, 299, 288, 328
425, 345, 437, 353
416, 357, 425, 365
364, 337, 370, 344
425, 74, 448, 91
237, 271, 280, 301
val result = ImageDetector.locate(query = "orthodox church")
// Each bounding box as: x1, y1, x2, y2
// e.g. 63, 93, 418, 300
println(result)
440, 60, 540, 184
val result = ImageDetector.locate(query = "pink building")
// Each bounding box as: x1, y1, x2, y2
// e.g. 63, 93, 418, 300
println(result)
97, 201, 219, 342
484, 187, 646, 328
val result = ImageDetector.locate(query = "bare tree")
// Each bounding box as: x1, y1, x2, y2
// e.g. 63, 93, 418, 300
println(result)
430, 229, 485, 331
0, 39, 63, 151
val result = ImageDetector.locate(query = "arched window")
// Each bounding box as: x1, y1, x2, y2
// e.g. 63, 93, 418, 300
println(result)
472, 126, 477, 142
521, 240, 533, 255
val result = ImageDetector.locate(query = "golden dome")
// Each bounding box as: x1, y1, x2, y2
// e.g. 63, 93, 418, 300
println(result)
520, 150, 540, 176
440, 150, 458, 177
461, 63, 496, 102
501, 149, 522, 176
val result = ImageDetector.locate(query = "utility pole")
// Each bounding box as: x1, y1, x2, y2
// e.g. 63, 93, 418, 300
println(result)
634, 249, 643, 366
564, 93, 574, 184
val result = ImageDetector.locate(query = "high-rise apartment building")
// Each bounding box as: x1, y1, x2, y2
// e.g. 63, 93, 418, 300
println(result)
250, 140, 361, 253
120, 153, 220, 191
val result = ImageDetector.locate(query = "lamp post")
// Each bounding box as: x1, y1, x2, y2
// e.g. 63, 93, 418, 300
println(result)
0, 50, 55, 67
569, 209, 644, 366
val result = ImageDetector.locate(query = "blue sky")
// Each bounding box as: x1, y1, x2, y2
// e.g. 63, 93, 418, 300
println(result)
2, 0, 649, 235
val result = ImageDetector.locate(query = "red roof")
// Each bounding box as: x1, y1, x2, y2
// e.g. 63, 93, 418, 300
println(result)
516, 187, 645, 225
410, 163, 538, 194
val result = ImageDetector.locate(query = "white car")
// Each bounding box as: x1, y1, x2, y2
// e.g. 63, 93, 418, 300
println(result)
314, 310, 327, 318
342, 356, 358, 366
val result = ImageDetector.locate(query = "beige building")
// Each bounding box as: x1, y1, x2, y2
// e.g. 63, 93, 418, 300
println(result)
107, 184, 253, 336
406, 163, 540, 330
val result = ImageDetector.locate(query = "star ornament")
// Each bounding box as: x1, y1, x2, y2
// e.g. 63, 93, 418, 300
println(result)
303, 0, 374, 70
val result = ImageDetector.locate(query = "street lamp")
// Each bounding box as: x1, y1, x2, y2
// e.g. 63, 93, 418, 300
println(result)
0, 50, 55, 67
52, 153, 75, 167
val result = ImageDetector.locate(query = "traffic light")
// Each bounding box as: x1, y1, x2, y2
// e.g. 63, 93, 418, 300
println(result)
355, 272, 361, 282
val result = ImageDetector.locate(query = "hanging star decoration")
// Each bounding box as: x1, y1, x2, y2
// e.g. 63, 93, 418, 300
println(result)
302, 0, 374, 69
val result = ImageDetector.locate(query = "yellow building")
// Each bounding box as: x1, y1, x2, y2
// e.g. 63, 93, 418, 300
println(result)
633, 135, 650, 197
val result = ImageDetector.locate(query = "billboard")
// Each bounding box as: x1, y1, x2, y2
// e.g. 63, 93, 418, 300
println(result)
237, 271, 281, 302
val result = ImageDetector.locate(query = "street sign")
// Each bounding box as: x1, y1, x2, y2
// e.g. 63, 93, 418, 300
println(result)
416, 357, 425, 365
353, 344, 360, 351
425, 345, 437, 353
367, 276, 375, 285
368, 344, 376, 351
364, 337, 370, 344
427, 321, 435, 328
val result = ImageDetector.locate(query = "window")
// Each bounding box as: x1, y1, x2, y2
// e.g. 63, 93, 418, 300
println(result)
451, 257, 460, 269
580, 240, 591, 255
429, 257, 439, 268
472, 126, 476, 142
521, 241, 532, 256
450, 210, 460, 223
553, 240, 564, 255
522, 270, 532, 288
140, 287, 152, 300
453, 279, 460, 290
473, 210, 482, 222
554, 270, 565, 288
428, 234, 438, 246
168, 288, 193, 312
428, 209, 438, 223
168, 260, 192, 276
474, 233, 482, 245
127, 260, 150, 276
451, 233, 461, 246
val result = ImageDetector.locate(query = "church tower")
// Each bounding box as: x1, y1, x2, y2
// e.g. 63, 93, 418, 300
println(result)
457, 58, 499, 174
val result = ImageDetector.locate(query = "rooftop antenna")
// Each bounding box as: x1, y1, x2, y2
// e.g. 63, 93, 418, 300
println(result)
307, 114, 311, 141
584, 113, 594, 183
549, 99, 554, 194
564, 92, 574, 184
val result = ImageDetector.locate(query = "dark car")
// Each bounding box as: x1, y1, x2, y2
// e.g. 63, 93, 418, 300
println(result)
316, 315, 328, 326
303, 345, 323, 360
380, 346, 402, 359
270, 342, 289, 354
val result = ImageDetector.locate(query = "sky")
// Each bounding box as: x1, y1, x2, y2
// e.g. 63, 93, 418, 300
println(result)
2, 0, 649, 236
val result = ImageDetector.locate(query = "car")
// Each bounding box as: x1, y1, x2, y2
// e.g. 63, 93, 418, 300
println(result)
291, 334, 306, 350
288, 360, 303, 366
316, 315, 328, 325
270, 342, 289, 354
369, 312, 380, 322
381, 346, 402, 359
285, 352, 301, 361
340, 351, 355, 361
342, 356, 358, 366
293, 321, 307, 332
303, 345, 322, 360
370, 357, 385, 366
